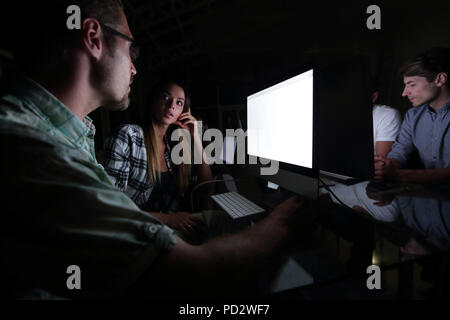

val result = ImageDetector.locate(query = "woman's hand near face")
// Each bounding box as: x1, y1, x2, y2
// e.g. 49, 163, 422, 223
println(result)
174, 107, 214, 188
174, 108, 200, 139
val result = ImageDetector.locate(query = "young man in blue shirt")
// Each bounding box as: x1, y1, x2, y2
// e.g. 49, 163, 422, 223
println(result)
375, 48, 450, 183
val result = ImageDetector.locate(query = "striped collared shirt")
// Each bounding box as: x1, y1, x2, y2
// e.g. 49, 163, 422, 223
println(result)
0, 76, 176, 299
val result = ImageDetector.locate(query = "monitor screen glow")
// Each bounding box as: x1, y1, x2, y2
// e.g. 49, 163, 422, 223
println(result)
247, 69, 313, 169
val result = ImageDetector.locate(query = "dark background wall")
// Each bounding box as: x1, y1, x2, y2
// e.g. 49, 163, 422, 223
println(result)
1, 0, 449, 154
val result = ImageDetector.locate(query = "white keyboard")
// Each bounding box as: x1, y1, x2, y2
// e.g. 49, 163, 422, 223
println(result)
211, 192, 265, 219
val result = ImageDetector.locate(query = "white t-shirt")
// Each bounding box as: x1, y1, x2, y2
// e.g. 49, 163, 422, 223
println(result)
372, 104, 402, 153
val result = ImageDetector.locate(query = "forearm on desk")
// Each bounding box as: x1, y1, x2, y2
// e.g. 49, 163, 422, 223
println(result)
145, 211, 170, 224
375, 141, 395, 158
150, 214, 290, 293
148, 198, 305, 295
396, 168, 450, 183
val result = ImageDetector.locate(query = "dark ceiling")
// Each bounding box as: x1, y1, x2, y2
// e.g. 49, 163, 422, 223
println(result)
123, 0, 450, 78
1, 0, 449, 145
1, 0, 450, 111
2, 0, 449, 83
127, 0, 382, 75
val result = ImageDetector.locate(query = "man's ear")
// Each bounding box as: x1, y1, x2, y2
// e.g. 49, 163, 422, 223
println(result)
81, 18, 102, 60
435, 72, 448, 88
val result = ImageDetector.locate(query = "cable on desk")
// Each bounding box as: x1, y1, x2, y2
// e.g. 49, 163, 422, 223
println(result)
319, 177, 351, 209
319, 183, 335, 189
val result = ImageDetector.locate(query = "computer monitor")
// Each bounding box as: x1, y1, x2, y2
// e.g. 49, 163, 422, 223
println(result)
317, 56, 374, 183
247, 68, 319, 199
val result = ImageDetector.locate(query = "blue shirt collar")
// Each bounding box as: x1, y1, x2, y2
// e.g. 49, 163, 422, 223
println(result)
426, 98, 450, 115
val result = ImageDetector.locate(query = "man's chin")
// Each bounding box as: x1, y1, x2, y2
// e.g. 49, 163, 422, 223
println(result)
410, 99, 423, 107
103, 97, 130, 111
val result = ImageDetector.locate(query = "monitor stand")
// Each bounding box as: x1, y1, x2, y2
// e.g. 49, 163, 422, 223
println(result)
246, 165, 319, 200
319, 170, 365, 186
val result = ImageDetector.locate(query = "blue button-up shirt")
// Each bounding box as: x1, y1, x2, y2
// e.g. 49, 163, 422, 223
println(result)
388, 99, 450, 169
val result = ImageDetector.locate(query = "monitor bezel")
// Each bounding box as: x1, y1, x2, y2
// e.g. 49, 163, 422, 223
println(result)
316, 56, 374, 180
246, 64, 318, 179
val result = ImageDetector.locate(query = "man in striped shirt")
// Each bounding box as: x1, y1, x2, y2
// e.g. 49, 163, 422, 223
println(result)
0, 0, 311, 299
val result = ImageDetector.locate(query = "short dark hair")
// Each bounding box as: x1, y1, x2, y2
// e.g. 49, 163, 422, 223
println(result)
12, 0, 124, 75
399, 47, 450, 87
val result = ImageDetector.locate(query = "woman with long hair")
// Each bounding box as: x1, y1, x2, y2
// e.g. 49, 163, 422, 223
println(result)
104, 79, 213, 238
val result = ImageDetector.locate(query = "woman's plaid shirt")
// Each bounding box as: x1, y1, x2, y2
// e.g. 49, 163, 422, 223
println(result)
103, 124, 178, 211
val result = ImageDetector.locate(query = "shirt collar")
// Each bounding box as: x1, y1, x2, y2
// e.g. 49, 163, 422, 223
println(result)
426, 98, 450, 114
439, 99, 450, 114
13, 75, 95, 146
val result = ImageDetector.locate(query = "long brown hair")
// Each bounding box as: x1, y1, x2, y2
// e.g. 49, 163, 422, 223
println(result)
141, 80, 192, 193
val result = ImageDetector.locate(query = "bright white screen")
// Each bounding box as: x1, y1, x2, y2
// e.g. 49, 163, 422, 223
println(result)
247, 69, 313, 169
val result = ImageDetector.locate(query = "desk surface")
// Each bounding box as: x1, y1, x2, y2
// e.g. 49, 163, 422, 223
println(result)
194, 166, 450, 299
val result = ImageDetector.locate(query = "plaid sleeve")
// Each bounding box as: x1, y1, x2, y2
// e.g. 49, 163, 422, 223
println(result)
103, 125, 133, 191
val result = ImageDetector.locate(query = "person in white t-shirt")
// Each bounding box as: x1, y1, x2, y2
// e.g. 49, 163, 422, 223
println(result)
320, 79, 402, 215
371, 80, 402, 157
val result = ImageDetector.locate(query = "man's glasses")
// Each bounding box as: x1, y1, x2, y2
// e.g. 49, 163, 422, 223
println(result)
100, 23, 140, 62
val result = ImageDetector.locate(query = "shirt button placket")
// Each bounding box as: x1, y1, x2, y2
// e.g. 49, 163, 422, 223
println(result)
431, 117, 439, 167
